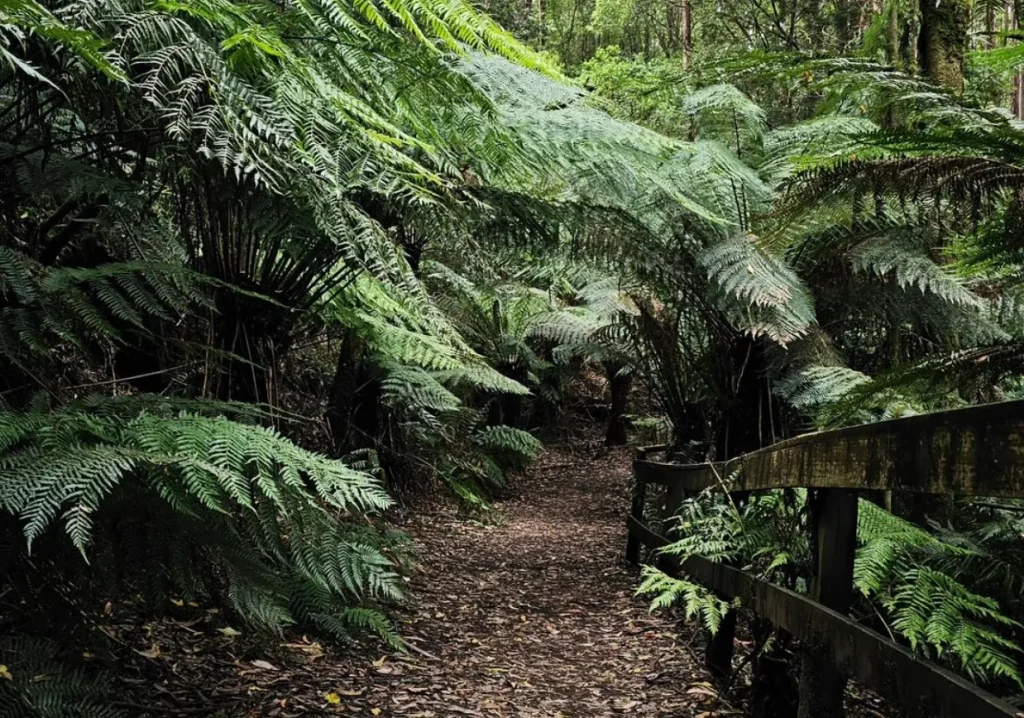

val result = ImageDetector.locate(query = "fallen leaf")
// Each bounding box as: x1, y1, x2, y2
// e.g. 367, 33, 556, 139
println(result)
217, 627, 241, 637
135, 644, 161, 659
325, 692, 342, 705
251, 660, 278, 671
0, 665, 11, 681
687, 686, 718, 699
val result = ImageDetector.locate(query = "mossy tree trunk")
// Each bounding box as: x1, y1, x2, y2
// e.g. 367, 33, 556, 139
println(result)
887, 0, 900, 66
681, 0, 692, 68
919, 0, 970, 93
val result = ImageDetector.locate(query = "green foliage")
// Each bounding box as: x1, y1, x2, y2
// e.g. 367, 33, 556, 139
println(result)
0, 404, 402, 644
0, 249, 216, 364
637, 566, 732, 634
0, 636, 124, 718
644, 488, 1024, 687
774, 365, 872, 414
701, 234, 816, 344
578, 48, 692, 137
473, 425, 543, 468
856, 501, 1023, 685
888, 567, 1020, 683
681, 84, 767, 150
425, 262, 553, 382
639, 489, 808, 634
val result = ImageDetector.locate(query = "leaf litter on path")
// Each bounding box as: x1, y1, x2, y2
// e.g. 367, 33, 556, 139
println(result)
115, 441, 717, 716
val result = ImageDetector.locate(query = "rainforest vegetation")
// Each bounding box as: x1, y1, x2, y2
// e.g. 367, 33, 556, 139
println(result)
3, 0, 1024, 715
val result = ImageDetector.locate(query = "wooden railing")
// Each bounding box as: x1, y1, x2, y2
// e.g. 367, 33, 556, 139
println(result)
626, 400, 1024, 718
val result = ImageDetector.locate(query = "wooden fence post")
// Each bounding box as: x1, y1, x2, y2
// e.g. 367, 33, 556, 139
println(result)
704, 491, 737, 683
706, 609, 737, 681
657, 483, 686, 571
797, 488, 859, 718
626, 475, 646, 565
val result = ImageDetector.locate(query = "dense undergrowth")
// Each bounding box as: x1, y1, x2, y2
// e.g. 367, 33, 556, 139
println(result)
4, 0, 1024, 714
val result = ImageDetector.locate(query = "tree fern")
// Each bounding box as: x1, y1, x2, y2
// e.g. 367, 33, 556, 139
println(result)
0, 636, 124, 718
855, 500, 1023, 685
700, 233, 816, 344
0, 404, 402, 643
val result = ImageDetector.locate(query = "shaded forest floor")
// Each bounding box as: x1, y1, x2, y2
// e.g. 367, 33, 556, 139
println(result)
115, 440, 729, 716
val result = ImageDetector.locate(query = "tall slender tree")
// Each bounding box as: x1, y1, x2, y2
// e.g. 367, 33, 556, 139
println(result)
919, 0, 971, 91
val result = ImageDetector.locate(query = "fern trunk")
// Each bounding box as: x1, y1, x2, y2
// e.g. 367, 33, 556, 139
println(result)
715, 336, 782, 461
887, 1, 900, 66
327, 331, 381, 454
488, 364, 528, 428
605, 363, 632, 446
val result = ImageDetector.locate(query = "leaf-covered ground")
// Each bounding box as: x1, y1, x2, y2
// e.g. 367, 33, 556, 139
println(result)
112, 440, 729, 716
355, 443, 718, 717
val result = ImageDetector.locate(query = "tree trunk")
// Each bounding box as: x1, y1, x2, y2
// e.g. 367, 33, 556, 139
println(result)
887, 0, 900, 65
986, 0, 997, 49
326, 331, 380, 455
1015, 73, 1024, 119
1010, 1, 1024, 118
919, 0, 971, 92
835, 0, 857, 49
681, 0, 692, 68
488, 364, 527, 428
716, 335, 781, 460
605, 363, 632, 446
806, 0, 824, 49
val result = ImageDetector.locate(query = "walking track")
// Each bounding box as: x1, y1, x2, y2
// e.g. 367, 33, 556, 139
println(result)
338, 443, 715, 717
122, 443, 722, 716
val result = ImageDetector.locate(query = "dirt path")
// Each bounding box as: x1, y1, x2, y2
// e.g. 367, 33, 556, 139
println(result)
340, 442, 712, 717
118, 442, 717, 717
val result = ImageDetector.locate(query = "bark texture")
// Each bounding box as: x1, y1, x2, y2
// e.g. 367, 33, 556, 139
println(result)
604, 363, 632, 446
919, 0, 970, 92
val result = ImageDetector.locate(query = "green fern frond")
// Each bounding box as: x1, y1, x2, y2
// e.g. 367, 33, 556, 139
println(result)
0, 635, 124, 718
637, 565, 731, 635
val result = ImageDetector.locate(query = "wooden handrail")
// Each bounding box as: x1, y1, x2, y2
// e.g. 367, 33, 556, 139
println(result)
634, 443, 670, 461
626, 517, 1020, 718
625, 399, 1024, 718
634, 398, 1024, 498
